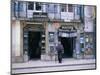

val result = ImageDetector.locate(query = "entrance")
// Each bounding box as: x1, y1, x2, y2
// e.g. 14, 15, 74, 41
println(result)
60, 37, 74, 58
28, 31, 41, 60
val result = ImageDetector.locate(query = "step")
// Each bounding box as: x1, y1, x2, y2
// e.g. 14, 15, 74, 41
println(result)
12, 63, 96, 74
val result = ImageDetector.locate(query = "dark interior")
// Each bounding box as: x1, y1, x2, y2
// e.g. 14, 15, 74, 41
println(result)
28, 31, 41, 60
60, 37, 74, 58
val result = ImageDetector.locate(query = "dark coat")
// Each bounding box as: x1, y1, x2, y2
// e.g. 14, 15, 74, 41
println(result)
56, 44, 64, 53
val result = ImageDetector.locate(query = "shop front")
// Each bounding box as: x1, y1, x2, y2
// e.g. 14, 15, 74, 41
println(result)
58, 25, 77, 58
84, 32, 95, 58
12, 20, 82, 63
46, 21, 82, 60
23, 21, 47, 61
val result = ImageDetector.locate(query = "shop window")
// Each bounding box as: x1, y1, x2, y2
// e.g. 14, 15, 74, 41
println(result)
49, 32, 55, 42
61, 4, 67, 12
86, 37, 89, 43
68, 4, 73, 12
28, 2, 34, 10
80, 43, 84, 48
36, 2, 42, 10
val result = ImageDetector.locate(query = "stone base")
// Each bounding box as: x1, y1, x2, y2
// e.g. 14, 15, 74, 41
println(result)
41, 54, 57, 61
23, 54, 29, 62
84, 55, 94, 59
12, 56, 23, 63
75, 54, 83, 59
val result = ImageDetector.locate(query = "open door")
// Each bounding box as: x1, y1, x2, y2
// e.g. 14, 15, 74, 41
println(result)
28, 31, 41, 60
60, 37, 74, 58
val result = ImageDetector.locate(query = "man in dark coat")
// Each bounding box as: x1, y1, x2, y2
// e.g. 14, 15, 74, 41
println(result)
56, 41, 64, 63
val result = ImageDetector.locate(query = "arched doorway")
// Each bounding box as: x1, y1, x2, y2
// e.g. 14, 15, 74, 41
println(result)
23, 24, 45, 60
58, 25, 77, 58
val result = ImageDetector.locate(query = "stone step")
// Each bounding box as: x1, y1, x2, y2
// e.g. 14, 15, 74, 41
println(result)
12, 63, 96, 74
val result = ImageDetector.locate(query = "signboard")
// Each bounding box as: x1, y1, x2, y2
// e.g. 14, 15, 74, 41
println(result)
62, 33, 69, 37
70, 33, 77, 37
59, 32, 77, 37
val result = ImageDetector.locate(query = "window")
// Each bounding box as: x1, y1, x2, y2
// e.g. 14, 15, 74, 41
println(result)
68, 4, 73, 12
77, 5, 81, 15
54, 5, 57, 13
18, 2, 23, 12
36, 2, 41, 10
28, 2, 34, 10
15, 1, 19, 12
47, 4, 57, 13
49, 32, 54, 42
61, 4, 67, 12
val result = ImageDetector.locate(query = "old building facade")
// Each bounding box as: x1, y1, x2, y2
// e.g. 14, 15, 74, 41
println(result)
11, 0, 96, 63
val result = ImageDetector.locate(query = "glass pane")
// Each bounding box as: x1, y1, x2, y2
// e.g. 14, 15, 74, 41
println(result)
61, 4, 67, 12
36, 2, 41, 10
68, 4, 73, 12
28, 2, 34, 10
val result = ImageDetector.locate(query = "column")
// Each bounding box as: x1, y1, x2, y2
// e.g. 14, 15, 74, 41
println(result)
75, 29, 81, 58
12, 20, 23, 63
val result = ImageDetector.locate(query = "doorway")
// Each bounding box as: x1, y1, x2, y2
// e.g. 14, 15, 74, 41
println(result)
28, 31, 41, 60
60, 37, 74, 58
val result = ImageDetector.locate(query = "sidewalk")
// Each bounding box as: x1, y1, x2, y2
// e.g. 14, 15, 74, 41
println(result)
12, 58, 96, 74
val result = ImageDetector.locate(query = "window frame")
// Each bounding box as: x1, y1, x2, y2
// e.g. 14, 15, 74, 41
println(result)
47, 4, 58, 13
28, 2, 34, 10
68, 4, 73, 12
35, 2, 42, 11
61, 4, 67, 12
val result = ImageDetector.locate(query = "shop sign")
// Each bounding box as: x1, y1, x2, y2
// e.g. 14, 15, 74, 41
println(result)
59, 32, 77, 37
69, 33, 77, 37
62, 33, 69, 37
61, 25, 76, 30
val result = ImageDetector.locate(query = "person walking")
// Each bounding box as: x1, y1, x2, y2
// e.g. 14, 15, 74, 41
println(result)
56, 41, 64, 63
